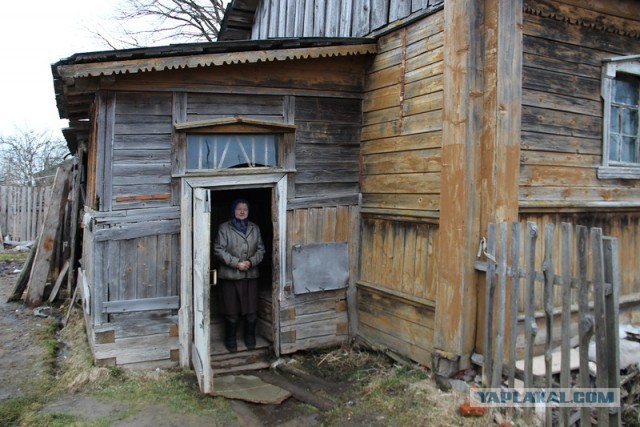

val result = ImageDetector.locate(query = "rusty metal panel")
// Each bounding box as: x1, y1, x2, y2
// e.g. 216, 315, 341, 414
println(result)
292, 242, 349, 294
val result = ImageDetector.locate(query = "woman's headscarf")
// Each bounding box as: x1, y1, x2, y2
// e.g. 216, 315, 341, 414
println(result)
230, 198, 250, 233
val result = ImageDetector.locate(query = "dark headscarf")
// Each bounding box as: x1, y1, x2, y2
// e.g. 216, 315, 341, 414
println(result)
230, 198, 250, 233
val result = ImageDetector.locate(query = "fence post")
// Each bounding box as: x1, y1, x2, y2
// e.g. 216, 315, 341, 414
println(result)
575, 225, 593, 426
592, 228, 610, 427
542, 224, 555, 426
483, 222, 497, 386
603, 236, 621, 427
491, 222, 508, 388
560, 222, 572, 426
507, 222, 521, 389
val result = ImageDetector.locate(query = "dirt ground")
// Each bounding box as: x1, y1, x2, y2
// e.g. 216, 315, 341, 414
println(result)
0, 256, 492, 427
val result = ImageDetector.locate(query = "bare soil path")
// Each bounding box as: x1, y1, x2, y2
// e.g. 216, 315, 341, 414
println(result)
0, 257, 491, 426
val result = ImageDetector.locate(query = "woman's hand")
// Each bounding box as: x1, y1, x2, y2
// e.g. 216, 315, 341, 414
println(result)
236, 260, 251, 271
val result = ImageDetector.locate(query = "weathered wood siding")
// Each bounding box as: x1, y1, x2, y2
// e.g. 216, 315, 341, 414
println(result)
294, 97, 361, 198
282, 205, 358, 353
520, 0, 640, 208
251, 0, 444, 39
357, 11, 444, 366
109, 93, 174, 211
361, 11, 443, 218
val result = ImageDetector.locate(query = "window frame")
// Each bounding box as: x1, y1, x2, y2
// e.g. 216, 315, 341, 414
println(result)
174, 117, 296, 176
598, 55, 640, 179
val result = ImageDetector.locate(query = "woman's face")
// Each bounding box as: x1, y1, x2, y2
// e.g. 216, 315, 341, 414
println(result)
234, 203, 249, 220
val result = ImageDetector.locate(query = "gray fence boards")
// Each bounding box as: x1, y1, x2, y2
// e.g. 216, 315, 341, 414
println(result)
0, 185, 51, 242
476, 221, 621, 426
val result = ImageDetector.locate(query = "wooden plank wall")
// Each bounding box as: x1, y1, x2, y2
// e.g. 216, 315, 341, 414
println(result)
520, 0, 640, 208
361, 11, 443, 218
110, 93, 174, 211
0, 186, 51, 241
281, 205, 358, 353
294, 97, 361, 198
251, 0, 443, 39
356, 11, 444, 367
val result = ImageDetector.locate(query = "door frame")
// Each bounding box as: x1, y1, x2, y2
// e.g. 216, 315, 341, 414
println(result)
179, 173, 288, 371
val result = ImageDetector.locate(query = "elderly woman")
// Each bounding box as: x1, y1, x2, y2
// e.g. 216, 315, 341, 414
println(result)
214, 198, 265, 352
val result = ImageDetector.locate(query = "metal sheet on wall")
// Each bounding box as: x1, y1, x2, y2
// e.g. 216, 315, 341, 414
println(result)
292, 241, 349, 294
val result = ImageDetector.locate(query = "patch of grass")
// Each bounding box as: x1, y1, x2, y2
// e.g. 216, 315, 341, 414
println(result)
0, 319, 61, 426
0, 251, 30, 262
318, 356, 491, 427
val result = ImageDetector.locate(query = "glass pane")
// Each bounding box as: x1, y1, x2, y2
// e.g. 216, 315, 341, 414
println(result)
622, 109, 638, 136
613, 76, 638, 105
621, 136, 638, 163
187, 136, 201, 169
609, 134, 620, 162
610, 106, 620, 133
187, 134, 278, 171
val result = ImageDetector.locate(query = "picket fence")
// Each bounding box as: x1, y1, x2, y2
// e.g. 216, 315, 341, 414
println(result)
0, 185, 52, 242
476, 222, 621, 426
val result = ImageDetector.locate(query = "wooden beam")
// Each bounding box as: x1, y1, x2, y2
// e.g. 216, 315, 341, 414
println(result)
25, 164, 72, 307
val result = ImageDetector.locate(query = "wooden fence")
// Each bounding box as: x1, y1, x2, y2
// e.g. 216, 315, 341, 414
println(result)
0, 185, 52, 242
476, 222, 621, 426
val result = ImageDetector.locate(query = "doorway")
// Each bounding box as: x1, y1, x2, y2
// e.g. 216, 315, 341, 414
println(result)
209, 188, 273, 354
181, 173, 287, 393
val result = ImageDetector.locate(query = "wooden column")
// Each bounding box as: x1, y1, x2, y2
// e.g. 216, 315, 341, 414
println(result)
475, 0, 523, 355
433, 0, 522, 375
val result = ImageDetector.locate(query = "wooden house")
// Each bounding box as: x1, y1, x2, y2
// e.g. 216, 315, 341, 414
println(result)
52, 0, 640, 392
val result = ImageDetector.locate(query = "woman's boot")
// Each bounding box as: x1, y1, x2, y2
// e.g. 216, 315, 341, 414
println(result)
224, 316, 238, 353
244, 314, 257, 350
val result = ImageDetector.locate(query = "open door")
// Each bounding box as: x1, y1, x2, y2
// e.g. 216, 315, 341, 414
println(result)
192, 188, 213, 394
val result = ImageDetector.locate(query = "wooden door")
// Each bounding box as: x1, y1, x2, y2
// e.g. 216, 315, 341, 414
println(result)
192, 188, 213, 394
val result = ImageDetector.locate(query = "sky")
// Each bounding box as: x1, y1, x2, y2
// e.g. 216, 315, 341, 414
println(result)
0, 0, 120, 138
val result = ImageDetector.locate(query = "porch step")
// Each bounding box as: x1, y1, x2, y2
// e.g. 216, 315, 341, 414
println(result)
211, 345, 273, 375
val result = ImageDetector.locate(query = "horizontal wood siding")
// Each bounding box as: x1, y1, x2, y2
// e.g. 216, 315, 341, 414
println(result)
251, 0, 444, 38
361, 11, 444, 218
281, 204, 358, 353
358, 286, 434, 366
294, 97, 362, 198
520, 0, 640, 208
92, 315, 179, 368
111, 92, 173, 210
186, 93, 286, 123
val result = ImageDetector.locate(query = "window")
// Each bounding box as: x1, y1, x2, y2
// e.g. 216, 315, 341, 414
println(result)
187, 134, 278, 171
599, 55, 640, 179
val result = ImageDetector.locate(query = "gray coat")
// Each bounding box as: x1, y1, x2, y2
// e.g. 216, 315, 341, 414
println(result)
214, 221, 265, 280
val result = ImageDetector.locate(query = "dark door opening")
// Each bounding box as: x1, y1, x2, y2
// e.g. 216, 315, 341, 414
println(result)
208, 187, 274, 358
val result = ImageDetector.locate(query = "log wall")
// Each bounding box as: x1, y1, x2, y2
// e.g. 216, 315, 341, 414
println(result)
520, 0, 640, 208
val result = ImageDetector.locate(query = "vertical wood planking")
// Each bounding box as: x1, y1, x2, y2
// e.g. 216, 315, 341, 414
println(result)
523, 222, 538, 393
542, 223, 555, 427
591, 227, 609, 426
507, 222, 521, 389
491, 222, 507, 388
576, 225, 592, 426
482, 223, 496, 386
603, 236, 621, 427
559, 222, 572, 426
